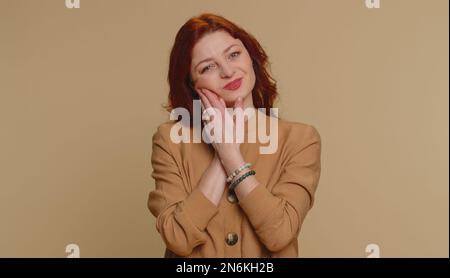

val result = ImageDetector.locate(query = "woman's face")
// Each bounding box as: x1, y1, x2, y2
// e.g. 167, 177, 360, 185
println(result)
190, 30, 256, 108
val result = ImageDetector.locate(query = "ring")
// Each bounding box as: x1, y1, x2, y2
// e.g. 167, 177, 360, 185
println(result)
202, 110, 211, 122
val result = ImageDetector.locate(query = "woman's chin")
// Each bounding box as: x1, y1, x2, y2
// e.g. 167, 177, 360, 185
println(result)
220, 90, 251, 107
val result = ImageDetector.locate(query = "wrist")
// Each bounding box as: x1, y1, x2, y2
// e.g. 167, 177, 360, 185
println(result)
219, 150, 245, 176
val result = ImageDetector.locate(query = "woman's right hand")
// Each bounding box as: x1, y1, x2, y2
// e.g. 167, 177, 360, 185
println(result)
197, 88, 244, 159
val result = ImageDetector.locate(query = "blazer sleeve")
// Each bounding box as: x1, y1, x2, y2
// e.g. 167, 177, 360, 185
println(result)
238, 124, 322, 253
147, 125, 219, 257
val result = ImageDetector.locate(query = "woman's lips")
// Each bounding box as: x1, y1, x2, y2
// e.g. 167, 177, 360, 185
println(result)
223, 78, 242, 91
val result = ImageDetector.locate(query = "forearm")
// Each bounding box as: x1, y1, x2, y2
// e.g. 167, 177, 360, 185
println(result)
198, 154, 227, 206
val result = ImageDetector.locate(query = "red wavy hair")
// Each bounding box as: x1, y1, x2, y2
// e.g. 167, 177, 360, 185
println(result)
165, 13, 278, 123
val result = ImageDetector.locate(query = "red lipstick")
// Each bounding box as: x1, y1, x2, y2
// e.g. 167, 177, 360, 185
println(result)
223, 78, 242, 91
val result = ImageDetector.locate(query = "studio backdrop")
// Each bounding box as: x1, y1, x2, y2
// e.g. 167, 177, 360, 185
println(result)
0, 0, 448, 257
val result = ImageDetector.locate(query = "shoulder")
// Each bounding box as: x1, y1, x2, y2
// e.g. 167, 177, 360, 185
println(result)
277, 117, 321, 149
272, 118, 322, 173
151, 120, 180, 149
151, 119, 200, 155
272, 116, 322, 153
153, 120, 177, 138
256, 109, 320, 141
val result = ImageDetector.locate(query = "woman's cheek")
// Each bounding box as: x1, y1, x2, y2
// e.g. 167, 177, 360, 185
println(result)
193, 78, 207, 92
197, 78, 216, 92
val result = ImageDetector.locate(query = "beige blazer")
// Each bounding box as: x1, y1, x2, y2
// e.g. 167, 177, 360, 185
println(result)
148, 110, 322, 257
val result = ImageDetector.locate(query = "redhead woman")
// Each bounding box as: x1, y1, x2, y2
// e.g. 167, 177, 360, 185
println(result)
148, 13, 321, 258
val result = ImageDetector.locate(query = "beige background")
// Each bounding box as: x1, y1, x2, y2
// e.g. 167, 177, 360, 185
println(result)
0, 0, 448, 257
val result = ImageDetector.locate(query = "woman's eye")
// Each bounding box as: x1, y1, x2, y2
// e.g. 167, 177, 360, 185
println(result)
201, 64, 216, 74
200, 52, 240, 74
229, 51, 241, 59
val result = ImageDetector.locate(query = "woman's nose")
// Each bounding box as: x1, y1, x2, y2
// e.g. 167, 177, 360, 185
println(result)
219, 62, 235, 78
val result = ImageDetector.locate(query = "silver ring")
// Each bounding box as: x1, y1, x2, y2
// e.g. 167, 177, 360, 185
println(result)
202, 110, 211, 121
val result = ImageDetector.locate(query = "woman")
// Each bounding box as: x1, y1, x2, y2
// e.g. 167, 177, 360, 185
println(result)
148, 13, 321, 258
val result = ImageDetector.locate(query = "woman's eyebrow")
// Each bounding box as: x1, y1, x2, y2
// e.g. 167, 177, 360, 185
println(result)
195, 44, 239, 70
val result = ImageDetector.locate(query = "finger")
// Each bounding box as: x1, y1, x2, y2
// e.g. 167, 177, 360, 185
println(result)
200, 101, 207, 124
234, 97, 244, 121
234, 97, 243, 109
201, 89, 223, 121
231, 97, 244, 126
198, 90, 212, 109
203, 90, 226, 123
200, 101, 206, 114
202, 88, 222, 109
199, 91, 217, 125
200, 101, 205, 111
219, 97, 226, 108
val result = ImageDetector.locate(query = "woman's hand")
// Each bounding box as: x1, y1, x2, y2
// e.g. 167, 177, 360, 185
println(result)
197, 88, 245, 174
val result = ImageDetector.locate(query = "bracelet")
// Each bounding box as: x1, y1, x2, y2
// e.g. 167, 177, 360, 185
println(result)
229, 170, 256, 191
226, 162, 251, 183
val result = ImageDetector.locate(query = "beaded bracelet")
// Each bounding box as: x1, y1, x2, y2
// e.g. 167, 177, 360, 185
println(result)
229, 170, 256, 191
226, 162, 252, 183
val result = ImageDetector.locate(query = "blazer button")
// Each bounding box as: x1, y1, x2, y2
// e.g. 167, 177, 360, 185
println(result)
227, 190, 238, 203
226, 233, 238, 246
